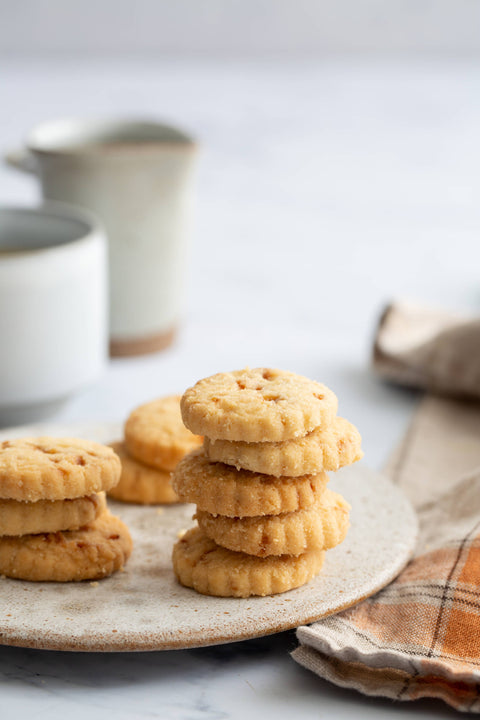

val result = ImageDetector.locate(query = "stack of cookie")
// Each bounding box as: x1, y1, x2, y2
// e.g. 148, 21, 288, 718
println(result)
172, 368, 362, 598
109, 396, 202, 504
0, 437, 132, 582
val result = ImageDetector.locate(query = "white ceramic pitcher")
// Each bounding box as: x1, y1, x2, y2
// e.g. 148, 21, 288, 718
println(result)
5, 118, 198, 356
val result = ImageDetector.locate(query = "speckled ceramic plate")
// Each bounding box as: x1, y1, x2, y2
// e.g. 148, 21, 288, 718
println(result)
0, 422, 417, 652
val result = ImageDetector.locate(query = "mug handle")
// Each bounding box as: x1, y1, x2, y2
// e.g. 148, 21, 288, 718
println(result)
4, 147, 36, 174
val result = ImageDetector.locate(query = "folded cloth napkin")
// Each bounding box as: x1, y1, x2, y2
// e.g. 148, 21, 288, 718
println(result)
373, 301, 480, 399
293, 303, 480, 712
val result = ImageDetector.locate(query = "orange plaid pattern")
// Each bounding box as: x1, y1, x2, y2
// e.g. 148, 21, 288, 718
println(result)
295, 515, 480, 711
293, 396, 480, 712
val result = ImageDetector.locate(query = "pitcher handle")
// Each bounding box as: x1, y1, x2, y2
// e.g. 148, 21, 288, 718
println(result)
4, 147, 36, 174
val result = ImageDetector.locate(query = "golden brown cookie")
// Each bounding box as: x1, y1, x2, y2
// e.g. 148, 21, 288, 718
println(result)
172, 448, 328, 517
195, 489, 350, 557
124, 395, 202, 471
0, 438, 121, 502
0, 509, 132, 582
181, 368, 338, 442
108, 441, 179, 504
172, 526, 325, 597
204, 416, 363, 477
0, 492, 106, 536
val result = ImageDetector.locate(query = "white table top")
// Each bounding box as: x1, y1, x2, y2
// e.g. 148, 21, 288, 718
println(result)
1, 56, 476, 718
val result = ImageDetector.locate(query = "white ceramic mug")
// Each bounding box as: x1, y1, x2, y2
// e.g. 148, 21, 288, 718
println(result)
0, 204, 107, 426
5, 118, 198, 356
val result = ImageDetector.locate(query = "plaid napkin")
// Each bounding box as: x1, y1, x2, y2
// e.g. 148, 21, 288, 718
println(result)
292, 303, 480, 712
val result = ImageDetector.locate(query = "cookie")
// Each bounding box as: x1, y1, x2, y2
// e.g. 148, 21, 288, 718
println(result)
204, 416, 362, 477
172, 448, 329, 517
0, 438, 121, 502
0, 492, 106, 536
172, 526, 325, 597
195, 489, 350, 557
124, 395, 202, 471
181, 368, 338, 442
108, 441, 179, 504
0, 509, 132, 581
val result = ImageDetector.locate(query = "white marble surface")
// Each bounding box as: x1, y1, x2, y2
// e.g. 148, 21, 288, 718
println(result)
0, 57, 478, 717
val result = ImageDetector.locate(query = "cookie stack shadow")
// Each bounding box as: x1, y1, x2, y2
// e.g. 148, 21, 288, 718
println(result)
109, 395, 202, 505
172, 368, 363, 598
0, 438, 132, 582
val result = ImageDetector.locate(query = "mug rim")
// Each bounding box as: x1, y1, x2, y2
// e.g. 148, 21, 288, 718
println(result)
24, 117, 197, 157
0, 202, 104, 259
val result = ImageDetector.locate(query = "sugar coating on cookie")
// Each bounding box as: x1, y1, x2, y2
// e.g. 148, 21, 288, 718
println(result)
172, 448, 329, 517
0, 509, 132, 582
124, 395, 203, 471
172, 526, 325, 597
196, 489, 350, 557
204, 416, 363, 477
0, 492, 106, 537
108, 441, 179, 504
181, 368, 338, 442
0, 437, 121, 501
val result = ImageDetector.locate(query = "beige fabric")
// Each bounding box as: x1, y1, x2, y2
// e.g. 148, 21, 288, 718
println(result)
292, 305, 480, 711
373, 301, 480, 399
387, 394, 480, 508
